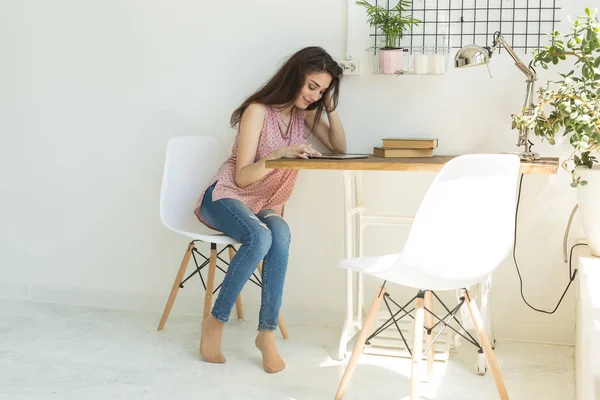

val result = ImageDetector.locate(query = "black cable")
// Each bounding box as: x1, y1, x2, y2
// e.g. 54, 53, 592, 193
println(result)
513, 174, 586, 314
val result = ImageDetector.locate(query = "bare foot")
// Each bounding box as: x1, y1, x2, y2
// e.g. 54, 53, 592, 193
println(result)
200, 316, 226, 363
255, 331, 286, 373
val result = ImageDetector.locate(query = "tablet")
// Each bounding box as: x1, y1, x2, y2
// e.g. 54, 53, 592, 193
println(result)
309, 153, 370, 159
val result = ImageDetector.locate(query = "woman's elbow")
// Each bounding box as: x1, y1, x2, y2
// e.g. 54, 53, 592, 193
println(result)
333, 135, 347, 154
333, 143, 347, 154
234, 177, 248, 189
234, 174, 248, 189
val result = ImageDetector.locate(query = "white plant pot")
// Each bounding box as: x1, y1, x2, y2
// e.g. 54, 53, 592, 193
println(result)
576, 165, 600, 257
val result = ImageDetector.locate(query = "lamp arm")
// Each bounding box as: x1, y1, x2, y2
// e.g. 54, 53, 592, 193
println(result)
490, 33, 540, 159
491, 33, 537, 82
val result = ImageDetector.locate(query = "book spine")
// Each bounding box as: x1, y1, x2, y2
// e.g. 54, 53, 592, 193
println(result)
381, 140, 438, 149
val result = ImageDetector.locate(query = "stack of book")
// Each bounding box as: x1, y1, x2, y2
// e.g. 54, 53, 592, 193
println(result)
373, 138, 438, 158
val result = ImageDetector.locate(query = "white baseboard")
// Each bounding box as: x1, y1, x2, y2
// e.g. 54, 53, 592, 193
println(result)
0, 281, 575, 345
0, 282, 343, 328
493, 320, 575, 346
0, 281, 31, 300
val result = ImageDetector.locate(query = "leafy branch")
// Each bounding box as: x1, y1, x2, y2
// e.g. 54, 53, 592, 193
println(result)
511, 7, 600, 186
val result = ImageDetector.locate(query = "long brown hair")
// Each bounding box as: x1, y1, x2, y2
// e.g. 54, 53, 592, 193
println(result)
230, 46, 343, 134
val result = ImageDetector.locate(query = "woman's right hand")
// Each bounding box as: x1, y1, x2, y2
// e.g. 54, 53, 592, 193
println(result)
271, 144, 322, 159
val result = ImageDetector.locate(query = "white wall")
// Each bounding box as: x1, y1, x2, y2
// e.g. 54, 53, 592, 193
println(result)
0, 0, 591, 344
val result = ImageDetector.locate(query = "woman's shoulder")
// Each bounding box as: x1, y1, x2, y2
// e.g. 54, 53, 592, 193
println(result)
237, 103, 270, 134
245, 102, 268, 115
239, 102, 268, 124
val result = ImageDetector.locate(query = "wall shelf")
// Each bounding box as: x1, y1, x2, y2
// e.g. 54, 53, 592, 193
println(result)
370, 45, 452, 75
366, 0, 562, 76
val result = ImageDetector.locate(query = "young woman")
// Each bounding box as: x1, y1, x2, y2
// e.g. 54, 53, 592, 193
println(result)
194, 46, 346, 373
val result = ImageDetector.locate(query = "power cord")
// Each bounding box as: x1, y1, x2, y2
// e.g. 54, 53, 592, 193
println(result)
513, 174, 586, 314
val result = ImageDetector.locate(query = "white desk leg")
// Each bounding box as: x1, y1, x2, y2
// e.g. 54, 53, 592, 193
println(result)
337, 269, 355, 360
336, 171, 365, 361
337, 171, 357, 360
481, 273, 495, 346
476, 273, 495, 375
356, 172, 365, 328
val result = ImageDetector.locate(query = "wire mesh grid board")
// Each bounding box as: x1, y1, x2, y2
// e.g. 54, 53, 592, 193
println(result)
372, 0, 561, 52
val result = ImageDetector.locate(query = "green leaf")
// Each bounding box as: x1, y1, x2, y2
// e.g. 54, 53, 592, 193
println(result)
571, 181, 579, 187
583, 64, 594, 79
568, 38, 577, 48
552, 123, 561, 134
581, 180, 589, 186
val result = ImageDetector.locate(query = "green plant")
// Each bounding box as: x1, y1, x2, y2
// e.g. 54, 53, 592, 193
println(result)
511, 7, 600, 187
356, 0, 421, 49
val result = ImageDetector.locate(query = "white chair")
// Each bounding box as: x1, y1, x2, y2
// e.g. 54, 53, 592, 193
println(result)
334, 154, 520, 400
156, 136, 288, 340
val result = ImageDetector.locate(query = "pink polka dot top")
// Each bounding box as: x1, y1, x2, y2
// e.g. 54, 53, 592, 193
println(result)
195, 104, 307, 229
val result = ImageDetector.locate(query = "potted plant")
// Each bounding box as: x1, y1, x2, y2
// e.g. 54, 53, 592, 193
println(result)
356, 0, 421, 74
512, 7, 600, 255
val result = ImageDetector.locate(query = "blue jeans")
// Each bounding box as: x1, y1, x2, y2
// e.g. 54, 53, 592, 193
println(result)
199, 182, 291, 331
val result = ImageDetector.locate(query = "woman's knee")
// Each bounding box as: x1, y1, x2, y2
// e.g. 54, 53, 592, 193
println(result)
260, 213, 291, 248
241, 217, 273, 255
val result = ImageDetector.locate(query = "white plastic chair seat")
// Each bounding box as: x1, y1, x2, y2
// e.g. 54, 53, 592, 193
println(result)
339, 254, 483, 291
161, 206, 240, 245
169, 225, 240, 246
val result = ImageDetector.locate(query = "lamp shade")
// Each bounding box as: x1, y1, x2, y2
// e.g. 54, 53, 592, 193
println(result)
454, 44, 490, 68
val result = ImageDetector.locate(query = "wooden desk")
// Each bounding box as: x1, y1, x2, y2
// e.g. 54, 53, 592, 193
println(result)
266, 155, 559, 174
267, 155, 560, 367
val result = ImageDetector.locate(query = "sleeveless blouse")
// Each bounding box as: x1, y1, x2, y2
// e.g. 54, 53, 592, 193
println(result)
195, 104, 307, 228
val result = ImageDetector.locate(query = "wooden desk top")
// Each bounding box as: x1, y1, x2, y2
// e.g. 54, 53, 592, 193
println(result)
265, 155, 560, 175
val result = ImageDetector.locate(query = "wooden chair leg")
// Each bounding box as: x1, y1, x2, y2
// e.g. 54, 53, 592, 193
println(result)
464, 290, 509, 400
257, 261, 289, 339
335, 286, 387, 400
410, 292, 425, 400
235, 296, 244, 320
277, 314, 289, 339
202, 243, 218, 319
157, 242, 195, 331
425, 290, 435, 379
228, 246, 244, 320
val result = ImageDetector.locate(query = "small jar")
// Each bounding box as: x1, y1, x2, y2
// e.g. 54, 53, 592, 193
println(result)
402, 48, 411, 73
414, 50, 429, 75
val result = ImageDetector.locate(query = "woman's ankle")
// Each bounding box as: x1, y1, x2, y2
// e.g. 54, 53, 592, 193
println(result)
205, 315, 225, 326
